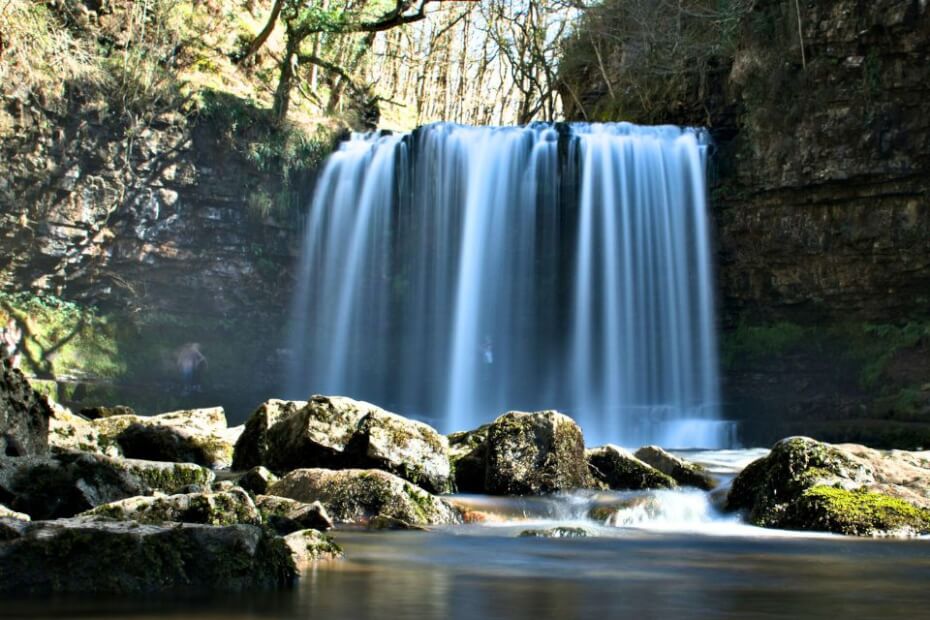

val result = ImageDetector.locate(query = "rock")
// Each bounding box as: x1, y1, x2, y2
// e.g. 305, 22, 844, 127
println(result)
783, 486, 930, 537
263, 396, 377, 473
484, 411, 591, 495
283, 529, 342, 565
448, 425, 489, 493
727, 436, 930, 535
237, 466, 278, 495
518, 526, 594, 538
0, 453, 215, 519
0, 518, 296, 593
0, 358, 51, 457
212, 480, 236, 492
367, 515, 427, 530
80, 405, 136, 420
48, 403, 119, 457
586, 445, 677, 491
81, 489, 262, 526
93, 407, 235, 468
232, 399, 306, 471
268, 468, 459, 527
349, 409, 452, 494
0, 504, 29, 521
255, 495, 333, 534
634, 446, 717, 490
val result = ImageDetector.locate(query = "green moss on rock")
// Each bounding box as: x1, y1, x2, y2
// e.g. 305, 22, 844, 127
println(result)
785, 486, 930, 536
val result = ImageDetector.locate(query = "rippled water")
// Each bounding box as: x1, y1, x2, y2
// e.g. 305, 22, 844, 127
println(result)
5, 450, 930, 620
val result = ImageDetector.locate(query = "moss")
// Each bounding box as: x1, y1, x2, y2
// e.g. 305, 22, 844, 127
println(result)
787, 486, 930, 536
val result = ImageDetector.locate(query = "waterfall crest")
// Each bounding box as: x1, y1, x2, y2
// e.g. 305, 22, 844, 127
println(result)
286, 122, 729, 448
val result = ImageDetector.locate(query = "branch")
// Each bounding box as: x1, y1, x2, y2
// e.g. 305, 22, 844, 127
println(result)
236, 0, 284, 64
356, 0, 439, 32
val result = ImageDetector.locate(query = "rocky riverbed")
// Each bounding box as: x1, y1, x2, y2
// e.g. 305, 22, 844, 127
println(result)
2, 356, 930, 595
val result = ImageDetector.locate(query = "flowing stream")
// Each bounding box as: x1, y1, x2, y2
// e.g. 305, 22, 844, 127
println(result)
286, 123, 730, 447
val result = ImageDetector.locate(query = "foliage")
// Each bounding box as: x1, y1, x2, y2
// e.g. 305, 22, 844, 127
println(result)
559, 0, 753, 123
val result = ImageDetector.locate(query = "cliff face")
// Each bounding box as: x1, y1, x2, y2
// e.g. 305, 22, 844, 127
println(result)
561, 0, 930, 446
716, 0, 930, 324
0, 98, 299, 318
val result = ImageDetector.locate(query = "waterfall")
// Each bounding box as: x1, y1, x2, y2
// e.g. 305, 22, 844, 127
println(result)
285, 122, 730, 448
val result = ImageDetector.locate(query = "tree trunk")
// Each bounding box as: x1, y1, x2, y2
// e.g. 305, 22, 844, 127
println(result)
273, 35, 299, 125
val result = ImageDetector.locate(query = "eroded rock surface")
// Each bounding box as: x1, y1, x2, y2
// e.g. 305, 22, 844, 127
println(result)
268, 468, 459, 527
82, 489, 262, 526
0, 518, 296, 593
484, 411, 591, 495
0, 453, 214, 519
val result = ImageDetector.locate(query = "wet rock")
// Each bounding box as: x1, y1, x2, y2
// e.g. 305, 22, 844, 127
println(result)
268, 468, 459, 527
232, 399, 305, 471
586, 445, 677, 491
349, 410, 452, 494
0, 504, 29, 521
93, 407, 235, 469
727, 436, 930, 535
255, 495, 333, 534
0, 358, 51, 457
237, 466, 278, 495
634, 446, 717, 490
283, 529, 342, 565
0, 453, 215, 519
81, 489, 262, 526
518, 526, 594, 538
448, 425, 489, 493
263, 396, 377, 473
0, 518, 296, 593
367, 515, 427, 531
484, 411, 591, 495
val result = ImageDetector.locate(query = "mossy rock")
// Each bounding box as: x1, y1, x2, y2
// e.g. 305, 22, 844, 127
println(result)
283, 528, 343, 565
81, 489, 262, 526
447, 425, 490, 494
727, 436, 873, 527
254, 494, 333, 534
268, 468, 459, 526
484, 411, 592, 496
586, 445, 677, 491
0, 518, 297, 593
232, 399, 305, 471
633, 446, 717, 490
784, 486, 930, 536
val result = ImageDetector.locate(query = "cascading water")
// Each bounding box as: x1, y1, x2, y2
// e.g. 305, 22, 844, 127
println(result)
285, 122, 732, 448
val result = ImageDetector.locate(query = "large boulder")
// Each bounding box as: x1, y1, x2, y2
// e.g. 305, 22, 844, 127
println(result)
634, 446, 717, 490
448, 425, 490, 493
263, 396, 376, 473
93, 407, 237, 468
348, 410, 452, 494
47, 403, 119, 457
484, 411, 591, 495
0, 518, 296, 593
232, 399, 305, 471
255, 495, 333, 534
727, 437, 930, 536
268, 468, 459, 527
586, 445, 677, 491
0, 358, 50, 457
0, 453, 215, 519
81, 489, 262, 526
